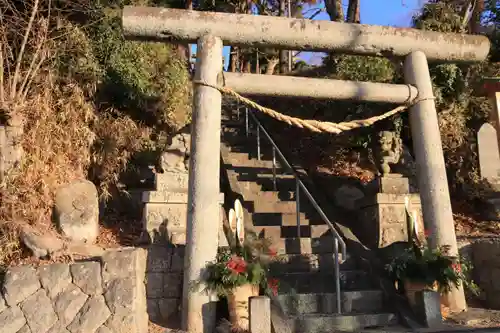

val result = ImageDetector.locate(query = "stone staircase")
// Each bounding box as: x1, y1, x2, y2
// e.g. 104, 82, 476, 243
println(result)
220, 109, 398, 332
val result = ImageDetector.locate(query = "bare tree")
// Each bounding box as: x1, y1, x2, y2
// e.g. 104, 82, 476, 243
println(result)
176, 0, 193, 68
346, 0, 360, 23
279, 0, 289, 73
469, 0, 484, 34
324, 0, 343, 22
266, 58, 280, 74
229, 47, 239, 72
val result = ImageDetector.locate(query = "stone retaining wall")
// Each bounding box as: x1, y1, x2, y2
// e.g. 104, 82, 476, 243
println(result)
0, 248, 148, 333
145, 245, 184, 328
470, 238, 500, 309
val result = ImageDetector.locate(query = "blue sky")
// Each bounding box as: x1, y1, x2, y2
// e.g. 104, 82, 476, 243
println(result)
191, 0, 428, 68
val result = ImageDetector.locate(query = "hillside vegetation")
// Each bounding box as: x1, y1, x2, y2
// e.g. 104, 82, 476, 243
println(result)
259, 1, 499, 208
0, 0, 191, 268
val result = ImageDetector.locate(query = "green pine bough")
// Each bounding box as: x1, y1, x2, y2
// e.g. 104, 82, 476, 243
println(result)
385, 197, 480, 296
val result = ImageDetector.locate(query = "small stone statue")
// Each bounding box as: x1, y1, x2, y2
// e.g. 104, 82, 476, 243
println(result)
158, 133, 191, 173
374, 131, 402, 176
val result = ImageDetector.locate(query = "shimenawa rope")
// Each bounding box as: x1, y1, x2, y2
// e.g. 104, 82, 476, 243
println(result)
192, 80, 432, 135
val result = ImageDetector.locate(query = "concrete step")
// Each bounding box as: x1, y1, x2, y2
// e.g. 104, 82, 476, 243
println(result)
225, 149, 288, 168
221, 127, 243, 138
222, 136, 253, 148
222, 130, 259, 144
273, 271, 375, 293
253, 223, 324, 238
244, 190, 295, 202
257, 177, 297, 191
252, 226, 335, 251
234, 170, 292, 182
223, 120, 245, 128
251, 209, 326, 225
237, 181, 263, 197
225, 151, 251, 162
252, 213, 309, 227
225, 156, 278, 169
227, 171, 289, 191
227, 163, 289, 176
251, 235, 312, 255
289, 313, 397, 333
253, 201, 297, 214
222, 120, 261, 133
269, 253, 356, 273
222, 121, 244, 131
227, 143, 277, 158
276, 290, 385, 315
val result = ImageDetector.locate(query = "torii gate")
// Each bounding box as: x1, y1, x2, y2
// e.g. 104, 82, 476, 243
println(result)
121, 8, 490, 333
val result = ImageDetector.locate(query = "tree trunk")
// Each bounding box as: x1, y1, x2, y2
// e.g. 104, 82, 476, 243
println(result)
235, 0, 254, 73
266, 58, 279, 75
346, 0, 360, 23
279, 0, 288, 74
256, 50, 260, 74
176, 45, 189, 62
176, 0, 193, 69
325, 0, 344, 22
243, 59, 252, 73
325, 0, 344, 66
229, 46, 238, 72
469, 0, 484, 34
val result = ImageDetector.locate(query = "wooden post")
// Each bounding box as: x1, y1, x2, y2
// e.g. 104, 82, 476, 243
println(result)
494, 92, 500, 152
250, 296, 271, 333
182, 34, 223, 333
490, 92, 500, 154
404, 51, 466, 312
483, 79, 500, 155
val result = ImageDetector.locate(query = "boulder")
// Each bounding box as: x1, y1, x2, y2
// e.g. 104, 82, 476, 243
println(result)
333, 184, 365, 210
483, 196, 500, 221
20, 226, 64, 258
54, 179, 99, 243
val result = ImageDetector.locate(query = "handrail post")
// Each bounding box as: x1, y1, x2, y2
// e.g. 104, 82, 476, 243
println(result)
245, 107, 249, 138
272, 147, 277, 191
295, 179, 300, 238
334, 237, 341, 314
236, 101, 240, 120
257, 125, 261, 161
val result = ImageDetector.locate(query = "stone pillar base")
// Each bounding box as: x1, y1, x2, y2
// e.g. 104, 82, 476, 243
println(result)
141, 172, 225, 245
356, 175, 424, 249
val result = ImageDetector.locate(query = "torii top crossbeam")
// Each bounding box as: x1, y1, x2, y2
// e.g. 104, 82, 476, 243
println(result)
122, 6, 490, 63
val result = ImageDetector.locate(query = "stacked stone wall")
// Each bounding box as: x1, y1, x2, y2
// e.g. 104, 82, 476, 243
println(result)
145, 245, 185, 328
0, 248, 148, 333
470, 239, 500, 309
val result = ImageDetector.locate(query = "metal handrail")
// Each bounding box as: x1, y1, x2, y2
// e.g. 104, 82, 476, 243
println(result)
237, 105, 347, 314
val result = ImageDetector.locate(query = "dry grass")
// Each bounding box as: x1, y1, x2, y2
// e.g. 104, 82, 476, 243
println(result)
90, 113, 152, 199
0, 0, 191, 270
0, 1, 97, 268
2, 79, 95, 224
